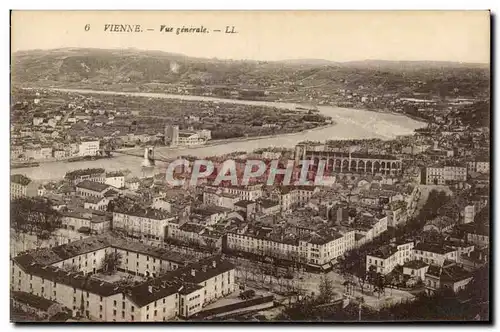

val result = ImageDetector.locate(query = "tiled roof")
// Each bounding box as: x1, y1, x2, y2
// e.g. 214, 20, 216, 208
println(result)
76, 180, 110, 193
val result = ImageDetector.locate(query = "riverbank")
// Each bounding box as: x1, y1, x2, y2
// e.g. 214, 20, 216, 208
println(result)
120, 121, 336, 158
13, 88, 426, 181
39, 86, 429, 125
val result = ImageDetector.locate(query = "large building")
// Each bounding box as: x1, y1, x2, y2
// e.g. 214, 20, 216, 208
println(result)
271, 186, 319, 212
11, 174, 38, 199
366, 241, 414, 275
65, 168, 106, 185
365, 241, 461, 276
467, 160, 490, 174
105, 172, 125, 189
421, 164, 468, 185
76, 180, 113, 198
78, 140, 100, 157
112, 207, 177, 241
177, 132, 206, 146
11, 235, 236, 321
226, 224, 356, 267
294, 143, 403, 175
164, 125, 208, 147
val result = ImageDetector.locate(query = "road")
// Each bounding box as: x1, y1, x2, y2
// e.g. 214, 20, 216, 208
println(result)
232, 257, 414, 310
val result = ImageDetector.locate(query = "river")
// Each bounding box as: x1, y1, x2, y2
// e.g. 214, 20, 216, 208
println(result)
14, 88, 427, 181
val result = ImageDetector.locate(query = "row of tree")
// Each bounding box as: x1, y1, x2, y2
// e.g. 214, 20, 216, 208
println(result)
279, 265, 489, 321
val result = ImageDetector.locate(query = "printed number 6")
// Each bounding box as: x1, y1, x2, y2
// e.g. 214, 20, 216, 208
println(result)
85, 24, 91, 31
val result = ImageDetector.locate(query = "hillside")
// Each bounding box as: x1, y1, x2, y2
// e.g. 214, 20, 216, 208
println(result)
12, 48, 490, 99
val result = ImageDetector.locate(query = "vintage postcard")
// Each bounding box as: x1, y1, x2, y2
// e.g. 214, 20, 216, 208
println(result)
10, 10, 490, 323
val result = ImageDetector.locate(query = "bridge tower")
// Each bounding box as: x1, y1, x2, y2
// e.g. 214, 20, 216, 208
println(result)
142, 147, 155, 167
141, 146, 156, 178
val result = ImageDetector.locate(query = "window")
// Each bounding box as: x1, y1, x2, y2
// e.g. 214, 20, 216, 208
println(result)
154, 310, 157, 316
131, 306, 135, 312
100, 296, 103, 302
113, 310, 116, 316
122, 302, 125, 309
100, 305, 103, 312
122, 311, 125, 318
131, 315, 134, 321
114, 300, 117, 306
163, 299, 165, 304
146, 314, 149, 320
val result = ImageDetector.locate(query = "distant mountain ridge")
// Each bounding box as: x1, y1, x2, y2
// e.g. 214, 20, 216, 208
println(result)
13, 47, 489, 68
11, 48, 489, 97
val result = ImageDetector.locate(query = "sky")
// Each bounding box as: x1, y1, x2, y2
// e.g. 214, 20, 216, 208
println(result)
11, 10, 490, 63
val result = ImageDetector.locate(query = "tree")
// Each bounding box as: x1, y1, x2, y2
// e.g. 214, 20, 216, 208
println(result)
367, 265, 378, 291
11, 197, 62, 237
374, 273, 386, 298
356, 296, 365, 321
317, 275, 335, 304
101, 251, 123, 274
355, 269, 368, 295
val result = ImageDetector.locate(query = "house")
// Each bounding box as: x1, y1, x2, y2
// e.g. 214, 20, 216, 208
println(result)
366, 241, 414, 275
272, 186, 319, 212
413, 243, 458, 266
233, 200, 257, 220
402, 260, 429, 281
467, 160, 490, 174
84, 196, 110, 211
112, 206, 177, 241
203, 189, 240, 210
53, 149, 67, 160
151, 197, 172, 212
258, 199, 280, 215
78, 140, 100, 157
11, 291, 64, 320
105, 171, 125, 189
11, 174, 38, 199
61, 210, 110, 234
126, 178, 140, 191
425, 264, 473, 295
177, 132, 205, 146
168, 222, 223, 250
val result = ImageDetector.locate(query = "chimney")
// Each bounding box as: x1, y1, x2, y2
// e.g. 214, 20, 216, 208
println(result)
202, 265, 207, 272
148, 285, 153, 293
191, 269, 196, 277
212, 260, 216, 268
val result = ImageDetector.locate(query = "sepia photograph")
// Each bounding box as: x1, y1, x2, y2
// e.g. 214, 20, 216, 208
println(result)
9, 10, 491, 323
